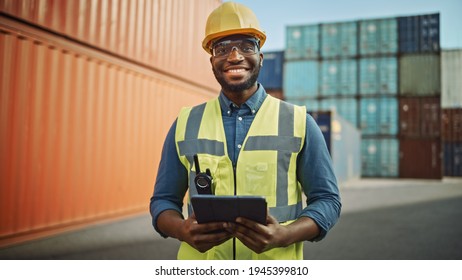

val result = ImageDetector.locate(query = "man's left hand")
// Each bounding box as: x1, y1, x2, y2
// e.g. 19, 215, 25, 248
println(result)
223, 214, 289, 254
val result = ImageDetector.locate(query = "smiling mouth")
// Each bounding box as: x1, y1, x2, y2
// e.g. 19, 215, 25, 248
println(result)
225, 68, 247, 73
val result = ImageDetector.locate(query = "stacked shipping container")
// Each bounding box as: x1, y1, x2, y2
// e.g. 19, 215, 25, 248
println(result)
258, 50, 284, 99
358, 17, 400, 178
398, 14, 442, 179
441, 50, 462, 176
0, 0, 219, 89
283, 13, 443, 178
0, 0, 221, 247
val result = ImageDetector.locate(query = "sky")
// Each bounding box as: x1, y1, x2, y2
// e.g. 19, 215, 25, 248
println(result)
224, 0, 462, 52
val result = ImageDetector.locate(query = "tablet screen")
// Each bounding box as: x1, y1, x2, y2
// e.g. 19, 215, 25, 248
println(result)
191, 195, 267, 225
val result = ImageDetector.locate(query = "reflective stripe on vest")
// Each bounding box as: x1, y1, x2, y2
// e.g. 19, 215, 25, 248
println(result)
243, 101, 302, 217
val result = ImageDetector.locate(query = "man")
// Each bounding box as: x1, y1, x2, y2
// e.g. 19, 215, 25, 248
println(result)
150, 2, 341, 260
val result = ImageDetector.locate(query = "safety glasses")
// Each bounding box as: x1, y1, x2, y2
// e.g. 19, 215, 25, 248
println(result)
211, 38, 260, 58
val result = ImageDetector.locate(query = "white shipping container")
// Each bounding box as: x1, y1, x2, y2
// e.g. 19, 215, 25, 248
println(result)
442, 49, 462, 108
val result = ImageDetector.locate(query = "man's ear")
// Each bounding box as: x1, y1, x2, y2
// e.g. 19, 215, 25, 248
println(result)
259, 52, 264, 66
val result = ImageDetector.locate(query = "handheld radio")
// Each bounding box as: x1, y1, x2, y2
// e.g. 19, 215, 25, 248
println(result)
193, 154, 213, 195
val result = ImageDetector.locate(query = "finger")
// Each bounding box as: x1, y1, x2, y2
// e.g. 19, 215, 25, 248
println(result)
232, 230, 266, 253
235, 217, 266, 233
223, 222, 237, 233
229, 222, 264, 245
195, 231, 234, 253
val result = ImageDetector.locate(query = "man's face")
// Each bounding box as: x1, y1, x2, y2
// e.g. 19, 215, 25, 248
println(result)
210, 35, 263, 93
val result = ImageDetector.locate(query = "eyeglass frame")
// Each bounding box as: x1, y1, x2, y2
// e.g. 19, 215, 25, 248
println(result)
211, 37, 260, 58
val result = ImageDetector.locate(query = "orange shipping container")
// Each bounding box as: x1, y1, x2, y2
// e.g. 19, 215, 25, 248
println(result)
0, 16, 217, 247
0, 0, 221, 90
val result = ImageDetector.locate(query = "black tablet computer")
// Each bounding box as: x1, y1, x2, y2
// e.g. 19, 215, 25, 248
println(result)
190, 195, 267, 225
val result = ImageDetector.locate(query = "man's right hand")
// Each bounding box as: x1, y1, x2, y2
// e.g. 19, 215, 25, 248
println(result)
157, 210, 232, 253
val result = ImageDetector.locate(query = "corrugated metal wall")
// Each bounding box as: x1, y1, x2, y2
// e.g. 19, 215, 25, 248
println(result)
0, 0, 219, 89
0, 0, 220, 247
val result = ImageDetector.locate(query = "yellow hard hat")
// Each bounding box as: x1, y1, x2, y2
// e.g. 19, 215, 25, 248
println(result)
202, 2, 266, 54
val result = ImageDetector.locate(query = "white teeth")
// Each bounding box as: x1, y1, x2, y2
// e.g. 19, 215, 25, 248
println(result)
228, 69, 245, 73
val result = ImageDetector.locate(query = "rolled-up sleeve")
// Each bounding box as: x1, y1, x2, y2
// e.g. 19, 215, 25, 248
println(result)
149, 120, 189, 238
297, 114, 342, 241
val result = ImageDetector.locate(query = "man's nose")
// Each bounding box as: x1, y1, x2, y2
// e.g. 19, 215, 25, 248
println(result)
227, 46, 244, 61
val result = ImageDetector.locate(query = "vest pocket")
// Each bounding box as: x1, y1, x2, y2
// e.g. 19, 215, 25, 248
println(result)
242, 162, 276, 197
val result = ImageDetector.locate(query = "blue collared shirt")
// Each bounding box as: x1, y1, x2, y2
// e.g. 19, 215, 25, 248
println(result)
150, 84, 341, 241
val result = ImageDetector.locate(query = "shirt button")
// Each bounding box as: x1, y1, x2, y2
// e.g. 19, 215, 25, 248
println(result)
238, 117, 243, 121
227, 110, 231, 115
252, 110, 256, 114
237, 144, 242, 149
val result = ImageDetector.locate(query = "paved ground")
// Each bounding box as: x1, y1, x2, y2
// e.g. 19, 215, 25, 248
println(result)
1, 178, 462, 260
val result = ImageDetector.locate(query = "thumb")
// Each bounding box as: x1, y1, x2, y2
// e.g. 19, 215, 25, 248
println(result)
189, 212, 197, 221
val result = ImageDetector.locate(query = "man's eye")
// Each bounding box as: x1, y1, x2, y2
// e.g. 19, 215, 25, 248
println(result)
215, 47, 227, 55
241, 44, 255, 53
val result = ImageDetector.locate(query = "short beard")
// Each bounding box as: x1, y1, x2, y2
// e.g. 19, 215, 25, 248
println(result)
213, 64, 261, 93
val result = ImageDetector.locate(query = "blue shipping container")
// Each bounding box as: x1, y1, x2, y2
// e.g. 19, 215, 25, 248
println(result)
285, 25, 304, 60
360, 97, 398, 135
361, 137, 399, 177
286, 97, 319, 112
321, 97, 358, 127
398, 15, 420, 53
302, 24, 320, 59
320, 60, 339, 96
303, 98, 320, 112
360, 58, 378, 95
420, 14, 440, 52
398, 13, 440, 53
321, 23, 340, 58
320, 59, 357, 96
443, 141, 462, 177
309, 111, 332, 153
359, 18, 398, 55
284, 60, 319, 99
285, 25, 319, 60
321, 21, 357, 58
258, 51, 284, 89
339, 59, 358, 95
378, 57, 398, 94
361, 138, 377, 177
339, 21, 358, 57
359, 57, 397, 95
378, 138, 399, 177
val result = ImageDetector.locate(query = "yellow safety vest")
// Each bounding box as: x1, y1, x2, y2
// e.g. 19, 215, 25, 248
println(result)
175, 95, 306, 260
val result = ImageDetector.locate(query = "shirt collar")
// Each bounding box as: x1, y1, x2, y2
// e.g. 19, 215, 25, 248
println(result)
218, 83, 267, 116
